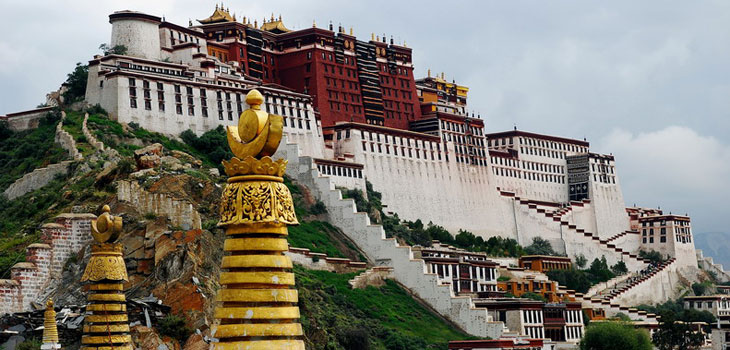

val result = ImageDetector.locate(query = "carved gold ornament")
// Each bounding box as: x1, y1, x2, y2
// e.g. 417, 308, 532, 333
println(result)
219, 179, 298, 227
226, 89, 283, 159
91, 205, 123, 243
222, 155, 287, 177
80, 243, 128, 282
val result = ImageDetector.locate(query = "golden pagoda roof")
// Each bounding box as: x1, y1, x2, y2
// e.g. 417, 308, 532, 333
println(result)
260, 14, 290, 33
198, 4, 235, 24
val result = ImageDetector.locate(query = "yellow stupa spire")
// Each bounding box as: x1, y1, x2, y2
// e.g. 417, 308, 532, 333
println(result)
42, 299, 60, 350
80, 205, 131, 350
213, 90, 304, 349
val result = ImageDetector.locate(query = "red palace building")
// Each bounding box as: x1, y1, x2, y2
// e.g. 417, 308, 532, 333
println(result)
195, 6, 421, 129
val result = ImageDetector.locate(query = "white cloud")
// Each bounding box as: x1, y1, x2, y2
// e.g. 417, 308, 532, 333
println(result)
598, 126, 730, 232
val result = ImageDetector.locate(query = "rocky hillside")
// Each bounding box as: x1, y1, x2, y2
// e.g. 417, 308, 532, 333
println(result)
0, 108, 472, 350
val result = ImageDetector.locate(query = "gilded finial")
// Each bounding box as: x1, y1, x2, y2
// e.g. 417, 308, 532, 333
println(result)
350, 27, 353, 35
428, 68, 431, 77
313, 19, 316, 28
271, 13, 274, 21
225, 89, 283, 161
90, 205, 122, 243
279, 14, 282, 21
371, 33, 374, 40
254, 19, 258, 28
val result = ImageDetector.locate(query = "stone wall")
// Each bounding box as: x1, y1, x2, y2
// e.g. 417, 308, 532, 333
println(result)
3, 161, 73, 200
55, 111, 82, 161
0, 107, 54, 131
82, 113, 105, 151
0, 213, 94, 314
277, 138, 505, 339
286, 247, 367, 273
697, 250, 730, 283
117, 180, 202, 230
612, 259, 681, 306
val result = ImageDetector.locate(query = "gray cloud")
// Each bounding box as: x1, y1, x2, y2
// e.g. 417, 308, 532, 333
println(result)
1, 0, 728, 233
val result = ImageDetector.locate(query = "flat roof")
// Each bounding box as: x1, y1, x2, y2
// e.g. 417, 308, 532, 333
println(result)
485, 130, 589, 147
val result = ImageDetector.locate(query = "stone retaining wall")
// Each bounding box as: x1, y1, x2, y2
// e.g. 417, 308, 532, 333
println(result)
286, 247, 367, 273
3, 161, 73, 200
82, 113, 105, 151
276, 136, 505, 339
55, 111, 82, 161
117, 180, 202, 230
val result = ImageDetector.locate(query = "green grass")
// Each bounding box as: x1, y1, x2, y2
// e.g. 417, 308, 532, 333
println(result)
295, 265, 472, 349
288, 221, 347, 258
0, 111, 67, 191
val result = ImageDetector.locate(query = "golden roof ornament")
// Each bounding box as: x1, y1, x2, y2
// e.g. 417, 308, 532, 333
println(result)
41, 299, 60, 350
81, 206, 132, 350
212, 89, 304, 349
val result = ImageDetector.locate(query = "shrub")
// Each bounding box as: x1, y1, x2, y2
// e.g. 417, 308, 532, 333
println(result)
157, 314, 193, 345
16, 338, 42, 350
310, 200, 327, 215
338, 326, 371, 350
611, 261, 628, 275
575, 254, 588, 268
524, 237, 558, 256
579, 321, 652, 350
638, 249, 665, 264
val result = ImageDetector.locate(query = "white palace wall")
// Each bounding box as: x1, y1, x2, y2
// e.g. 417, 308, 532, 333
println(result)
332, 129, 518, 238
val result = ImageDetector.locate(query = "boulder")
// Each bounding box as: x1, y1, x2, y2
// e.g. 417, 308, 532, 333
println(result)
182, 333, 208, 350
134, 143, 164, 169
131, 168, 158, 179
208, 168, 220, 177
171, 150, 202, 167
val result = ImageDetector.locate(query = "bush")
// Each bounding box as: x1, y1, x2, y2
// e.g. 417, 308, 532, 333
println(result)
521, 292, 547, 302
338, 327, 371, 350
638, 249, 665, 264
611, 261, 628, 275
575, 254, 588, 269
310, 200, 327, 215
157, 314, 193, 345
85, 104, 107, 115
524, 237, 559, 256
579, 321, 652, 350
16, 338, 42, 350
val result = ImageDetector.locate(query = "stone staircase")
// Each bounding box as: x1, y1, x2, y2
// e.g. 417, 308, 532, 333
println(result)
511, 195, 649, 270
278, 137, 505, 339
349, 267, 393, 289
598, 259, 676, 302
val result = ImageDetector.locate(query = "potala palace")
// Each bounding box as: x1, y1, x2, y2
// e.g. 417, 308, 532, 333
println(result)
1, 6, 728, 350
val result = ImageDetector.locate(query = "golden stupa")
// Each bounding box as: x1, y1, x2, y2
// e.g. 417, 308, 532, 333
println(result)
80, 205, 131, 350
212, 89, 304, 349
41, 299, 60, 350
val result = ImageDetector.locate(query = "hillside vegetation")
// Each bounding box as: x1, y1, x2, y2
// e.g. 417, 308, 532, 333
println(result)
296, 266, 471, 349
0, 110, 471, 349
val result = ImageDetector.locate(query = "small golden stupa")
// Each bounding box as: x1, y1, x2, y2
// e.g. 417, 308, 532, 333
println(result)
80, 205, 131, 350
212, 89, 304, 349
41, 299, 60, 350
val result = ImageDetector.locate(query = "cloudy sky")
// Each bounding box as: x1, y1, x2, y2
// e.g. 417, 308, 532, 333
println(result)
1, 1, 729, 236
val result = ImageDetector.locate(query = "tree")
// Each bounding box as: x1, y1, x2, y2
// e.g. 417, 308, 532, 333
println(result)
575, 254, 588, 269
652, 312, 705, 350
639, 249, 665, 264
611, 261, 628, 275
62, 62, 88, 103
99, 43, 128, 55
547, 268, 592, 294
579, 321, 652, 350
524, 237, 557, 256
588, 256, 614, 282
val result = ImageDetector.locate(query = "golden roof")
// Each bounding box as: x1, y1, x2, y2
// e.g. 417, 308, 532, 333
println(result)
198, 4, 235, 24
260, 14, 290, 33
